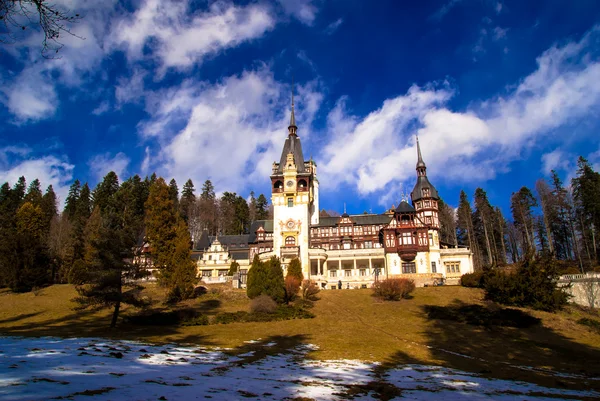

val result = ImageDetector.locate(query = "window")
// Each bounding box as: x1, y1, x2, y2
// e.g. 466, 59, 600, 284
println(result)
402, 232, 414, 245
345, 270, 352, 277
343, 243, 351, 250
202, 270, 212, 277
208, 255, 212, 261
422, 188, 430, 197
386, 233, 395, 247
288, 198, 294, 207
364, 241, 372, 249
331, 285, 337, 290
329, 270, 337, 277
431, 261, 437, 273
429, 233, 433, 245
425, 200, 430, 207
445, 262, 460, 273
359, 269, 366, 276
218, 270, 227, 276
402, 262, 416, 274
285, 236, 296, 246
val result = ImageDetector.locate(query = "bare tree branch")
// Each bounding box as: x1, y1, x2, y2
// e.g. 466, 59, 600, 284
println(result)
0, 0, 84, 58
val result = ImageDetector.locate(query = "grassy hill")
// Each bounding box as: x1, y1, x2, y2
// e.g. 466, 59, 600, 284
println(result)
1, 284, 599, 391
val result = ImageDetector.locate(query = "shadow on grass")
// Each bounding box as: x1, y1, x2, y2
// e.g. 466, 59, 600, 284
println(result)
197, 299, 222, 315
387, 299, 600, 393
0, 312, 42, 325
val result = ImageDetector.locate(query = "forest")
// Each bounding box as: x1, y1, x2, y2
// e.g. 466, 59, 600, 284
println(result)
437, 156, 600, 272
0, 155, 599, 300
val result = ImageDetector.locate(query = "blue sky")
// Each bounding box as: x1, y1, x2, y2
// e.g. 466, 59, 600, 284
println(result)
1, 0, 600, 217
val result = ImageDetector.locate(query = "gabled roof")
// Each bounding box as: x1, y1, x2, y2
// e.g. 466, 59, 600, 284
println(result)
248, 220, 274, 243
395, 200, 416, 213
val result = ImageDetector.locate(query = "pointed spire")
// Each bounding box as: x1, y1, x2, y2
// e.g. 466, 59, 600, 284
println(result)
288, 76, 297, 135
416, 135, 426, 175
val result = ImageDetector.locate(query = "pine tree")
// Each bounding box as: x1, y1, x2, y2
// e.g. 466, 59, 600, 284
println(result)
572, 157, 600, 265
286, 258, 303, 281
265, 256, 285, 303
456, 190, 481, 269
13, 202, 49, 291
248, 191, 257, 223
179, 179, 196, 223
169, 178, 179, 212
473, 188, 495, 266
74, 181, 149, 328
64, 179, 81, 219
510, 187, 538, 257
41, 185, 57, 233
24, 179, 43, 206
199, 180, 217, 235
228, 260, 240, 276
247, 255, 268, 299
92, 172, 119, 213
256, 194, 269, 220
145, 178, 197, 301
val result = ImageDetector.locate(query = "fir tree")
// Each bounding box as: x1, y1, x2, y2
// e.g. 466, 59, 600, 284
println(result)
179, 179, 196, 223
74, 182, 148, 327
64, 179, 81, 220
228, 260, 240, 276
256, 194, 269, 220
24, 179, 43, 206
92, 171, 119, 213
247, 255, 269, 299
169, 178, 179, 212
145, 178, 197, 301
286, 258, 303, 281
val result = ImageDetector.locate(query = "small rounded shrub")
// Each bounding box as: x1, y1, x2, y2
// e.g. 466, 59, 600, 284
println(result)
372, 278, 415, 301
460, 271, 485, 288
250, 294, 277, 314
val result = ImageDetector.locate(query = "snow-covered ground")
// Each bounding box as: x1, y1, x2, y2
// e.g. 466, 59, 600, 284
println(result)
0, 336, 597, 400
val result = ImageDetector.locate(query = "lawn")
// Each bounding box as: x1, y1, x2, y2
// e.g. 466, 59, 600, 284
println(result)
1, 284, 599, 392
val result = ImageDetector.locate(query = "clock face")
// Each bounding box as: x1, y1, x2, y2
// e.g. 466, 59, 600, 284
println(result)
286, 180, 294, 187
286, 220, 295, 229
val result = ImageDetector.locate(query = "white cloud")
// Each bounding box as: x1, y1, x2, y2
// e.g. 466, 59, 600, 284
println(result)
324, 18, 343, 35
317, 26, 600, 204
0, 155, 74, 208
541, 149, 572, 175
88, 152, 130, 182
429, 0, 462, 21
1, 1, 117, 122
111, 0, 275, 73
278, 0, 318, 25
91, 101, 110, 115
138, 68, 322, 194
1, 67, 58, 122
115, 68, 147, 106
495, 2, 503, 14
493, 26, 508, 40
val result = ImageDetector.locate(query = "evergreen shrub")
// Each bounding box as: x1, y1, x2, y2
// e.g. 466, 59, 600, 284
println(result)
484, 256, 570, 312
372, 278, 415, 301
460, 271, 485, 288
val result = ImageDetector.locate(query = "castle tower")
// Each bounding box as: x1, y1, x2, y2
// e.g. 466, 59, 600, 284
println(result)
411, 136, 440, 254
270, 89, 318, 276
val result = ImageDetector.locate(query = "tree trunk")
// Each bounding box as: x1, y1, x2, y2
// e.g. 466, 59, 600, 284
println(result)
110, 301, 121, 328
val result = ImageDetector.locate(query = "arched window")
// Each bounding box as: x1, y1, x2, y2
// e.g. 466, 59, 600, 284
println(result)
285, 236, 296, 246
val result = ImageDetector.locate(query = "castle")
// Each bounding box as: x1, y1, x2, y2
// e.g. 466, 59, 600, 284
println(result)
195, 94, 474, 288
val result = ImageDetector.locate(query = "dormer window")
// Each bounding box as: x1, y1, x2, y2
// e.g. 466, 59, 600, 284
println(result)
422, 188, 430, 197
